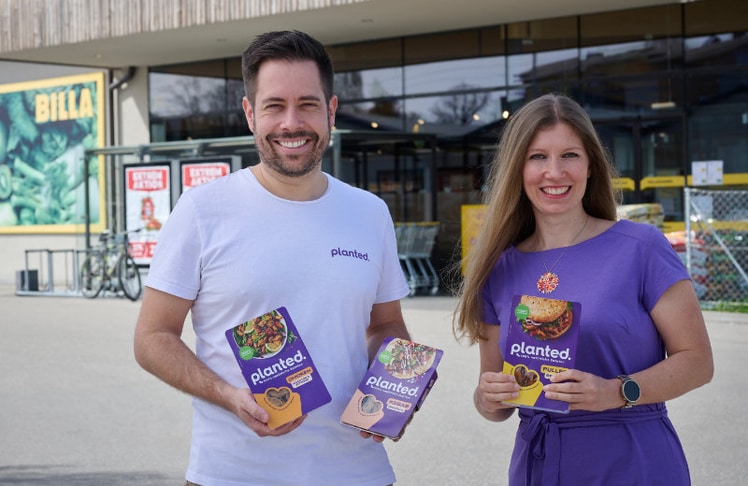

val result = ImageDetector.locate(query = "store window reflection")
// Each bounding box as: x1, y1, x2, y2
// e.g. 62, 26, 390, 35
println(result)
335, 67, 403, 102
404, 92, 502, 132
336, 100, 405, 132
150, 73, 226, 117
404, 57, 505, 95
511, 48, 578, 86
688, 71, 748, 177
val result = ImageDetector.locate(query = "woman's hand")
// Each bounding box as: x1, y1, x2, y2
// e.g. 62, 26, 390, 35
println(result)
543, 369, 621, 411
474, 371, 519, 420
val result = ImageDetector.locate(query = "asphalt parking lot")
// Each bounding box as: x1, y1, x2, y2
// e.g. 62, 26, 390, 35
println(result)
1, 285, 746, 485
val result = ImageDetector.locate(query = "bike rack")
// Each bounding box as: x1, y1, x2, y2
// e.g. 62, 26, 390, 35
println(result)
15, 249, 84, 297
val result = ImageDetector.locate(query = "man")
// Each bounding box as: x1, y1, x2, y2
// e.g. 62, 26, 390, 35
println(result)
134, 31, 411, 486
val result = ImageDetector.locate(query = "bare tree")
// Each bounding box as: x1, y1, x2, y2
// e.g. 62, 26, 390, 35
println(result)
430, 83, 490, 125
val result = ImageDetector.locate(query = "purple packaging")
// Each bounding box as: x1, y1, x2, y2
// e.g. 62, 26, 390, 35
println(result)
502, 294, 581, 414
225, 307, 331, 429
341, 337, 443, 439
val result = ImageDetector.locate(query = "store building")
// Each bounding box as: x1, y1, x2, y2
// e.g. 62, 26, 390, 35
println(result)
0, 0, 746, 289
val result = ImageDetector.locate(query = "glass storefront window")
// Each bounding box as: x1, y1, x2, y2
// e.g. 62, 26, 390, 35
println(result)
336, 100, 405, 132
685, 33, 748, 68
581, 38, 683, 78
404, 91, 503, 135
335, 67, 403, 102
688, 71, 748, 175
150, 72, 226, 118
506, 16, 578, 88
581, 73, 683, 117
405, 57, 505, 94
510, 48, 578, 86
227, 78, 245, 111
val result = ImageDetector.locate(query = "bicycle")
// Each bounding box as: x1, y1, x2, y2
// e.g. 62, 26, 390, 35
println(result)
79, 229, 143, 301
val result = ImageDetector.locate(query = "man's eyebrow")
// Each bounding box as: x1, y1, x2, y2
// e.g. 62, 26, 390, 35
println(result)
259, 96, 285, 104
260, 95, 323, 104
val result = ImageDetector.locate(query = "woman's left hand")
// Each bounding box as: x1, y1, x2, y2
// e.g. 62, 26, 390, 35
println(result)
543, 369, 622, 411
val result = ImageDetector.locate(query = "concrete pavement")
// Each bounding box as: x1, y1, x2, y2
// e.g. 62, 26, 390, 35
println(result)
1, 285, 746, 485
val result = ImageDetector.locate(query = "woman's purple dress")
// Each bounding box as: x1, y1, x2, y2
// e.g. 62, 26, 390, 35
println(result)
482, 220, 693, 485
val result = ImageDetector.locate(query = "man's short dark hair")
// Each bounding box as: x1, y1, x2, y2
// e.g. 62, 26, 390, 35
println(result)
241, 30, 335, 106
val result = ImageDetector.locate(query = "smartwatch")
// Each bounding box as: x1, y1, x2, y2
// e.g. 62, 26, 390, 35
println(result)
617, 375, 640, 408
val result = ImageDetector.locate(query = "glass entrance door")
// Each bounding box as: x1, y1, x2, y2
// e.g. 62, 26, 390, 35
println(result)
596, 116, 685, 229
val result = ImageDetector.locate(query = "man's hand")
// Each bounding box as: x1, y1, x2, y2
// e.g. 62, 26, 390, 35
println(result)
227, 387, 307, 436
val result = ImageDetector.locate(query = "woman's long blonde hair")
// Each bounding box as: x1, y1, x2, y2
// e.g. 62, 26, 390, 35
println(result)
453, 93, 620, 344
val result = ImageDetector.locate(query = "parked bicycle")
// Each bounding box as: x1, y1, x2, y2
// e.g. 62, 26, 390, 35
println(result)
79, 229, 143, 301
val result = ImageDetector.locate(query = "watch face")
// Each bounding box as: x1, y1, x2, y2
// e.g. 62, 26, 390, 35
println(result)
623, 379, 641, 402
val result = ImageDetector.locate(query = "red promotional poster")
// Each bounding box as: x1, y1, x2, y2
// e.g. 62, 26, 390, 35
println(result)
124, 165, 171, 265
181, 162, 230, 192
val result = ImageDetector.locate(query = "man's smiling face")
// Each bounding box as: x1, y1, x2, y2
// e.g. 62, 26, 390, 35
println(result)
243, 59, 337, 178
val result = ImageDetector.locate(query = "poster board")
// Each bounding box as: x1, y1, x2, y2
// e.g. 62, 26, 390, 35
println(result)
178, 155, 240, 193
460, 204, 487, 274
0, 72, 106, 233
123, 163, 172, 266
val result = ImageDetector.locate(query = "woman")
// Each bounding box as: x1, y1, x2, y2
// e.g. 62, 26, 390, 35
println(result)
453, 93, 713, 485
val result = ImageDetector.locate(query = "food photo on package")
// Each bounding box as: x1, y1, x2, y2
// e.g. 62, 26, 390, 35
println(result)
502, 295, 581, 414
225, 307, 332, 429
341, 337, 443, 440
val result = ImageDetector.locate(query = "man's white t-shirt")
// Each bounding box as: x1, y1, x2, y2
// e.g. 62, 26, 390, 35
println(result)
146, 168, 410, 486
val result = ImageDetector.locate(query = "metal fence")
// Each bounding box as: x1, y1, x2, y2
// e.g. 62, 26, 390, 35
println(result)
682, 187, 748, 312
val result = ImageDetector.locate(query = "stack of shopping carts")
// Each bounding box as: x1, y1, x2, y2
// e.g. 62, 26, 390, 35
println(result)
395, 222, 440, 296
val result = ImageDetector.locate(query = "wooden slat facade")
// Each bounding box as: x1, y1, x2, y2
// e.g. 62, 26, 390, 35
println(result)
0, 0, 364, 54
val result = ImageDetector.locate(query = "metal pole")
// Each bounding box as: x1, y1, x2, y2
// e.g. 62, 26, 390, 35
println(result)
84, 153, 91, 250
684, 187, 691, 275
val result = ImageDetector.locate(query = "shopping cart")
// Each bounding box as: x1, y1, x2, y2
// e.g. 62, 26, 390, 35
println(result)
395, 222, 440, 296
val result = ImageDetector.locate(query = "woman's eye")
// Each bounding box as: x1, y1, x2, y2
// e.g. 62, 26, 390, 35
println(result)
528, 153, 546, 160
562, 152, 579, 158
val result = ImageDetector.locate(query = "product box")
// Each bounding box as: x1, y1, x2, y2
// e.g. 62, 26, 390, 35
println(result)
341, 337, 443, 439
225, 307, 332, 429
502, 295, 581, 414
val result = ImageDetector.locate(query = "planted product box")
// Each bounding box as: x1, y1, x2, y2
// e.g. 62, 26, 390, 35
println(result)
225, 307, 332, 429
501, 295, 581, 414
341, 337, 443, 439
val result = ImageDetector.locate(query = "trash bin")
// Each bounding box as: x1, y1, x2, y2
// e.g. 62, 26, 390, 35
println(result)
16, 269, 39, 292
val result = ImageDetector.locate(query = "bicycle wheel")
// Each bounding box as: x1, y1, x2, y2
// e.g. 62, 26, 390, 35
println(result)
117, 255, 142, 301
80, 252, 105, 298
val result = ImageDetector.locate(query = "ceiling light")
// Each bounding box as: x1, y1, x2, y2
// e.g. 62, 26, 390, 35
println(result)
651, 101, 676, 110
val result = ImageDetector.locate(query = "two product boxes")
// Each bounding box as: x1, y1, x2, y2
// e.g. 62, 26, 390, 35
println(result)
226, 307, 443, 435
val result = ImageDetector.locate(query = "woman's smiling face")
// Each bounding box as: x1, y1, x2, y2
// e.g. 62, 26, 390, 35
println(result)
522, 122, 591, 217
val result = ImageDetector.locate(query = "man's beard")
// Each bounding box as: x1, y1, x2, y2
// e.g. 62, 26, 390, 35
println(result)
255, 130, 329, 178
